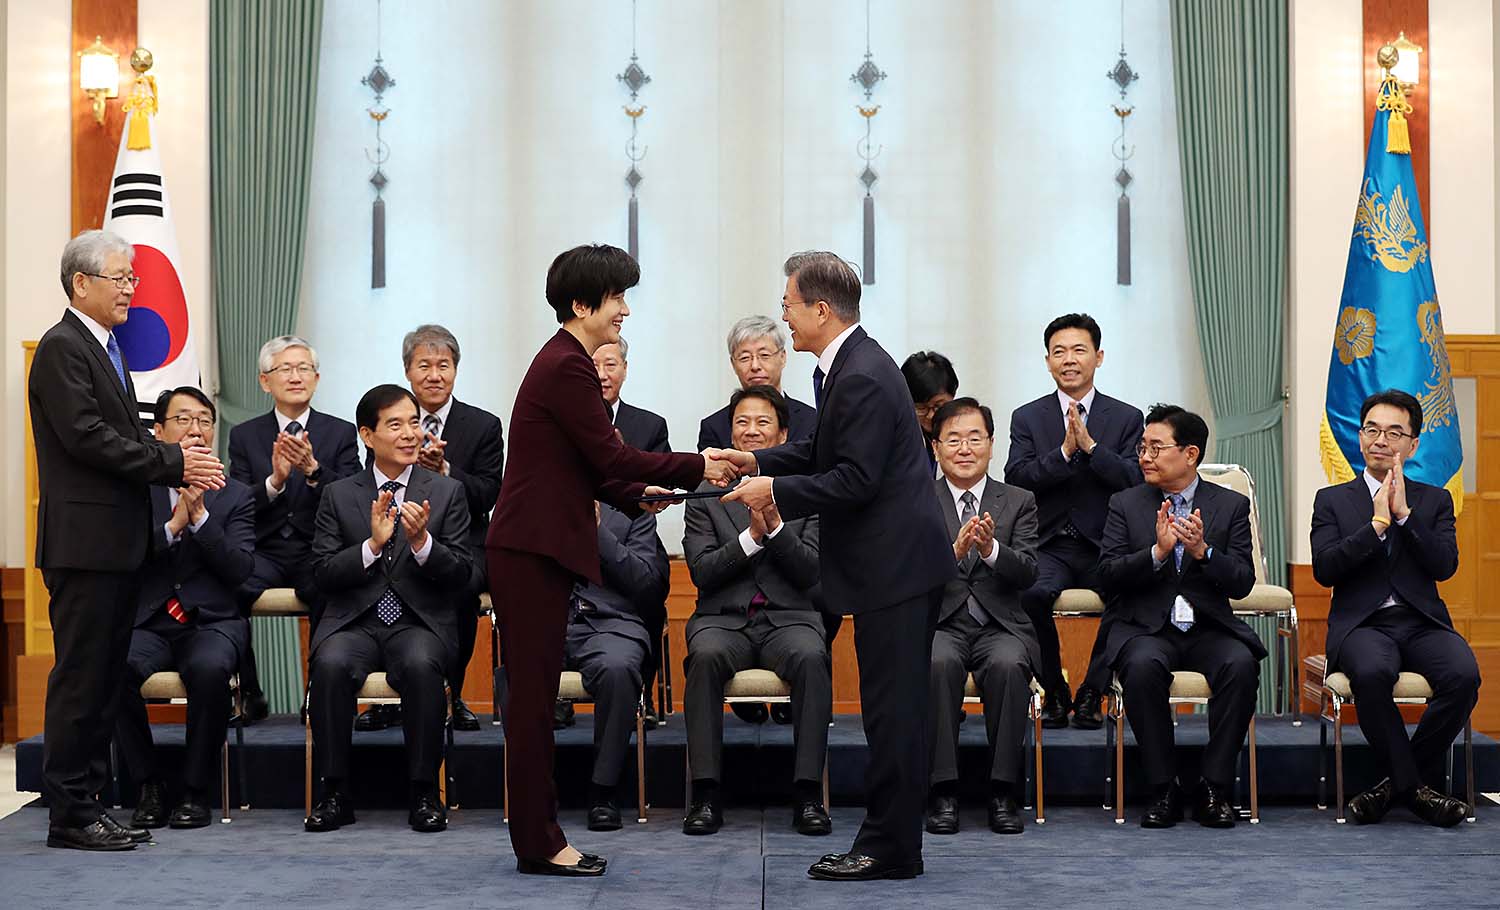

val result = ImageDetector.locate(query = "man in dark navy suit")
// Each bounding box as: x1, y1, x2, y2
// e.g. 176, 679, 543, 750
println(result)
228, 335, 361, 719
1005, 314, 1143, 730
697, 315, 818, 450
115, 388, 255, 831
1311, 389, 1476, 827
721, 251, 954, 881
1099, 405, 1260, 829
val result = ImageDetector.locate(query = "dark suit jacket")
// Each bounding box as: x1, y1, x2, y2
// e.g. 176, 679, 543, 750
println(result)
1311, 476, 1460, 668
1003, 391, 1144, 546
683, 479, 821, 637
136, 479, 256, 653
935, 475, 1042, 672
487, 329, 704, 583
1097, 478, 1263, 665
614, 400, 670, 453
29, 310, 185, 571
753, 326, 954, 612
228, 407, 361, 547
312, 465, 472, 657
696, 394, 818, 451
567, 504, 670, 653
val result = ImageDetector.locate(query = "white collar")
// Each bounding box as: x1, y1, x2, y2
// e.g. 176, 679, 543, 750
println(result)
372, 462, 415, 490
945, 474, 988, 514
1056, 386, 1098, 416
274, 407, 312, 433
1362, 469, 1386, 499
815, 323, 861, 376
67, 306, 113, 349
420, 396, 455, 430
1161, 474, 1202, 506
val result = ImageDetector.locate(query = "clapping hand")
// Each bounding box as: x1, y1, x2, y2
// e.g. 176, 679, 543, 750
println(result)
1172, 509, 1208, 560
1070, 404, 1095, 455
748, 501, 770, 543
418, 433, 447, 473
1389, 453, 1411, 521
971, 512, 996, 557
166, 485, 203, 535
368, 489, 397, 555
1153, 500, 1176, 562
1372, 471, 1394, 531
399, 499, 431, 553
953, 518, 976, 563
277, 430, 319, 476
1061, 409, 1080, 457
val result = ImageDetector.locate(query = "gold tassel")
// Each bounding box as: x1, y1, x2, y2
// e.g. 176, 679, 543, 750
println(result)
1376, 73, 1412, 155
121, 74, 158, 150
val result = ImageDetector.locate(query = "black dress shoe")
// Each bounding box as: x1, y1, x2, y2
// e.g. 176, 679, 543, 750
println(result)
641, 696, 660, 731
1406, 785, 1469, 828
1347, 777, 1394, 825
682, 800, 723, 835
1190, 779, 1236, 828
553, 699, 576, 730
169, 798, 212, 829
408, 792, 448, 832
730, 702, 769, 724
47, 820, 135, 851
807, 853, 923, 881
1141, 781, 1185, 829
1040, 688, 1071, 729
1069, 685, 1104, 730
450, 698, 481, 732
770, 704, 794, 725
988, 794, 1024, 834
588, 802, 623, 832
131, 781, 168, 829
517, 852, 608, 876
925, 794, 959, 835
793, 800, 832, 835
241, 690, 270, 725
354, 704, 389, 731
99, 810, 151, 843
305, 793, 356, 832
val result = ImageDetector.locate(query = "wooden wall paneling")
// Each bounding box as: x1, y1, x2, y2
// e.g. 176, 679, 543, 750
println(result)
1, 569, 24, 742
1362, 0, 1429, 229
71, 0, 137, 235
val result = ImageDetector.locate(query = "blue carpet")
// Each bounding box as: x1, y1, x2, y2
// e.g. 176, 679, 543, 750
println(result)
1, 805, 1496, 909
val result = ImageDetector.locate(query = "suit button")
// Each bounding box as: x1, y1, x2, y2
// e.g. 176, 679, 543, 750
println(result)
174, 583, 182, 590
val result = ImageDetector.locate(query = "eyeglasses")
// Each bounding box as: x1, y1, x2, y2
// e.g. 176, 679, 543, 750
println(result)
1135, 442, 1184, 459
164, 414, 215, 429
84, 272, 140, 289
939, 434, 991, 451
265, 364, 317, 378
1359, 425, 1414, 443
780, 298, 816, 313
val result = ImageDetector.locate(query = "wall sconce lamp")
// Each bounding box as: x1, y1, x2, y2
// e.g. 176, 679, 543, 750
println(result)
78, 36, 120, 124
1378, 31, 1423, 94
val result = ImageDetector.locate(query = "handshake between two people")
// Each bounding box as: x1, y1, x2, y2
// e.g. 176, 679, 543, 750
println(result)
637, 447, 774, 515
179, 442, 226, 492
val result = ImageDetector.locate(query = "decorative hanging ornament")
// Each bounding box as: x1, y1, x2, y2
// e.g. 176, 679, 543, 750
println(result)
1107, 0, 1139, 286
362, 0, 394, 289
618, 0, 650, 261
851, 0, 885, 285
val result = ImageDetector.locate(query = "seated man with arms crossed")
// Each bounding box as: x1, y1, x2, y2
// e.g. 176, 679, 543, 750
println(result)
1099, 404, 1260, 829
681, 386, 832, 836
1312, 389, 1477, 826
116, 387, 255, 830
306, 384, 472, 833
563, 492, 670, 831
924, 398, 1040, 836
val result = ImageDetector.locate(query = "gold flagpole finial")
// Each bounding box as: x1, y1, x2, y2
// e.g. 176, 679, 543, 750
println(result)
121, 47, 157, 150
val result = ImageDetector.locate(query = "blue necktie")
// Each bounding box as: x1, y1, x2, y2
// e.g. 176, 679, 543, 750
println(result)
284, 419, 303, 437
1168, 492, 1194, 631
812, 366, 826, 410
374, 479, 405, 625
105, 333, 128, 390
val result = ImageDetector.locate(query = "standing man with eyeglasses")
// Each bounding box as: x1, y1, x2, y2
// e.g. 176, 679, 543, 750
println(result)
1311, 389, 1477, 826
229, 336, 362, 719
30, 230, 226, 850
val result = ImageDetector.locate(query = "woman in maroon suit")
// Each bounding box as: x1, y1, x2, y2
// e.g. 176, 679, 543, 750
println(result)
488, 245, 736, 875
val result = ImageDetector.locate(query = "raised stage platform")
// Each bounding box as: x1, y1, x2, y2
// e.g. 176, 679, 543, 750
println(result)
14, 713, 1500, 811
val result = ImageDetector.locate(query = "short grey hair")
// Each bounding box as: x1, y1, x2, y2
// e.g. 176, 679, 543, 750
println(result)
60, 229, 134, 299
783, 251, 861, 323
605, 336, 628, 361
402, 324, 461, 369
726, 315, 787, 357
257, 335, 320, 374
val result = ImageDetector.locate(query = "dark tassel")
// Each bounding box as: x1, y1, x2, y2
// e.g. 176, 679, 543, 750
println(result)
628, 196, 639, 261
862, 194, 875, 285
372, 197, 386, 289
1116, 193, 1131, 286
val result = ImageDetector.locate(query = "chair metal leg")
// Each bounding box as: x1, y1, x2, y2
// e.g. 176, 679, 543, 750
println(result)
1114, 695, 1126, 824
220, 737, 232, 824
502, 741, 509, 824
1248, 713, 1259, 824
1290, 622, 1302, 726
1103, 694, 1115, 811
1317, 693, 1329, 810
661, 631, 674, 720
1334, 699, 1346, 823
234, 687, 249, 811
303, 700, 314, 820
108, 739, 123, 810
1466, 716, 1476, 822
636, 706, 648, 824
1034, 698, 1046, 824
443, 707, 455, 809
1023, 708, 1035, 812
1446, 730, 1456, 799
490, 617, 504, 726
683, 741, 692, 814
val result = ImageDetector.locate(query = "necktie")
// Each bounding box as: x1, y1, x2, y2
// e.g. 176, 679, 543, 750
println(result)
749, 590, 767, 619
284, 419, 303, 437
165, 596, 189, 624
1077, 402, 1088, 425
374, 479, 405, 625
105, 333, 128, 390
1168, 492, 1194, 631
812, 366, 826, 410
423, 413, 441, 444
960, 491, 987, 625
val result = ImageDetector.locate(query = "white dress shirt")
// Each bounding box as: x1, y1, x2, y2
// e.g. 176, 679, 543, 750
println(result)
1057, 386, 1099, 459
361, 463, 433, 568
265, 406, 314, 501
67, 305, 114, 350
945, 475, 999, 567
737, 505, 786, 557
1364, 469, 1409, 609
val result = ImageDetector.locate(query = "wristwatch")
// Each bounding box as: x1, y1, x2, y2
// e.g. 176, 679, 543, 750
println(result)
306, 465, 325, 484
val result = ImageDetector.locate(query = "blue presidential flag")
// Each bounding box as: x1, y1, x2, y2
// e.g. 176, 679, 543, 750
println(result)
1320, 73, 1463, 510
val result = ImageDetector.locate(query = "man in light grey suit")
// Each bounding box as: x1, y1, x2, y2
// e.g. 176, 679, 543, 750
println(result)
925, 398, 1040, 837
682, 386, 832, 837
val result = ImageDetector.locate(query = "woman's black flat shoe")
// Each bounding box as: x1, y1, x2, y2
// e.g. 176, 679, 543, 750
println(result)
516, 853, 608, 876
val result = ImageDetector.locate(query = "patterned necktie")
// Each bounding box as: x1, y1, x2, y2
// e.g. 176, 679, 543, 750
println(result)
423, 413, 441, 443
284, 419, 303, 437
1077, 402, 1087, 425
812, 366, 826, 410
104, 333, 128, 390
960, 491, 987, 625
374, 479, 405, 625
1168, 492, 1194, 631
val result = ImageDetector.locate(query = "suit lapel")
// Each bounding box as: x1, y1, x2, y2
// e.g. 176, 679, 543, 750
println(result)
151, 485, 172, 526
820, 326, 866, 399
64, 311, 137, 419
1035, 395, 1066, 451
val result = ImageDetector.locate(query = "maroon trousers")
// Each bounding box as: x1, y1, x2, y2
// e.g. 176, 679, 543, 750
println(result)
490, 546, 575, 860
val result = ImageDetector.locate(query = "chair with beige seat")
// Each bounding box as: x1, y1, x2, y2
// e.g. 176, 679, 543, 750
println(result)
963, 673, 1048, 823
684, 668, 830, 810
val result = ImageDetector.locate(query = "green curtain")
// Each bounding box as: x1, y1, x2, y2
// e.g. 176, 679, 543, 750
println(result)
210, 0, 324, 714
1170, 0, 1288, 589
